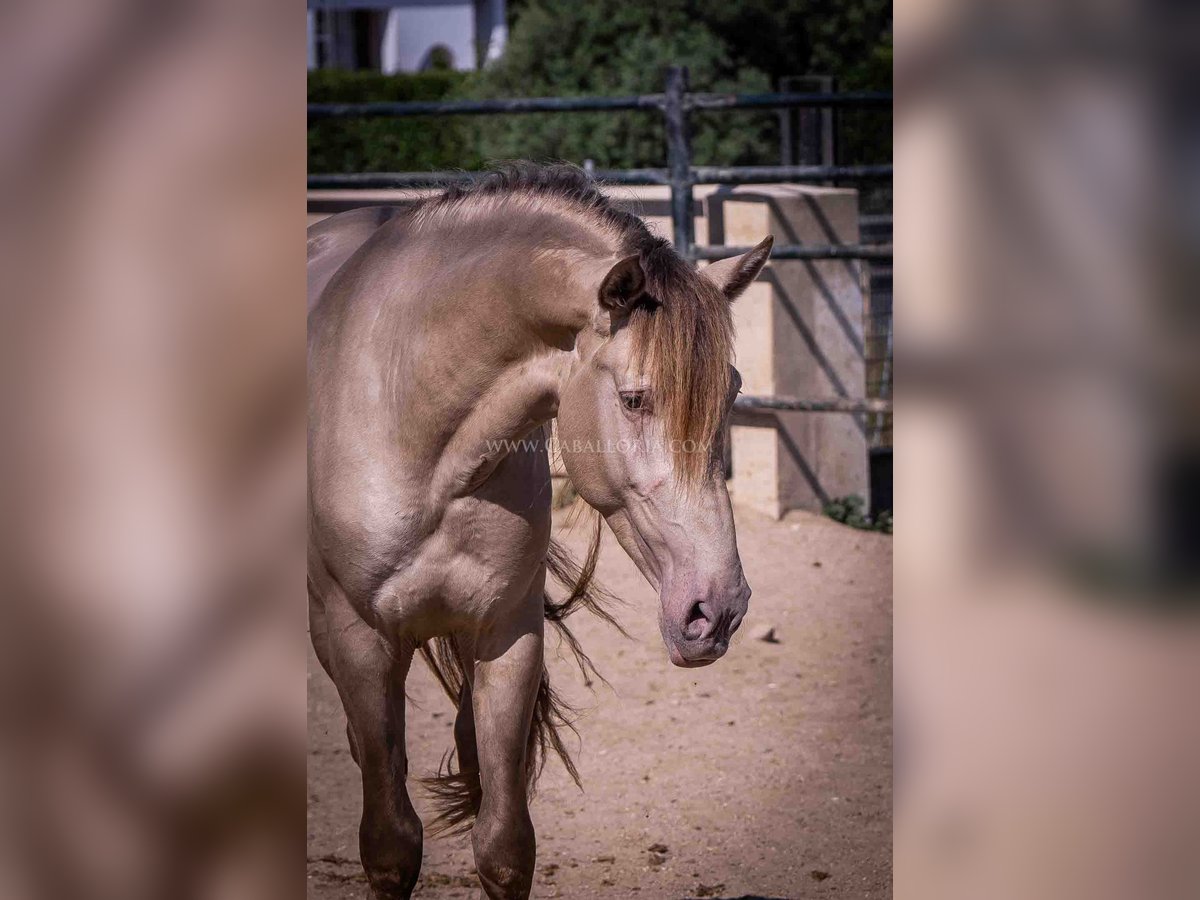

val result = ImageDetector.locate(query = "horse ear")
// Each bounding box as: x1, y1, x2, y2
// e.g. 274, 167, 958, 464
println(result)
599, 254, 646, 312
701, 235, 774, 301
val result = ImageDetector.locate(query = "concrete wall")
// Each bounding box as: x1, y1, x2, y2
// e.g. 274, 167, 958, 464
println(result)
707, 186, 868, 519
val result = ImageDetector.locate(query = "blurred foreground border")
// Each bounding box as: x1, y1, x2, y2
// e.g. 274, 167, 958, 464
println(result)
895, 0, 1200, 897
0, 1, 305, 898
2, 0, 1200, 896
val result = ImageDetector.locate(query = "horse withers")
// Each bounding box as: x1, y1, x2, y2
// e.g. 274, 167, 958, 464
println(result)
308, 165, 772, 899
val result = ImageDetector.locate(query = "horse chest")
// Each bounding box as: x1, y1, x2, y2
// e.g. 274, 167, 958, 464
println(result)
370, 448, 552, 636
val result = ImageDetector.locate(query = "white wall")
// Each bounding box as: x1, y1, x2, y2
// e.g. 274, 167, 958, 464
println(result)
307, 11, 317, 70
381, 2, 476, 73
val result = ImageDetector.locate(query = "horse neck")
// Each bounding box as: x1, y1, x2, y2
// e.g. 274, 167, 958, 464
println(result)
411, 215, 611, 503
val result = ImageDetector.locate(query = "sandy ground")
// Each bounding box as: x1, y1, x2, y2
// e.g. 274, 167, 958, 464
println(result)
308, 506, 892, 899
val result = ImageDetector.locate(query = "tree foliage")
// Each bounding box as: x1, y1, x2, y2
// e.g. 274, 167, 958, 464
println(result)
465, 0, 775, 168
688, 0, 892, 89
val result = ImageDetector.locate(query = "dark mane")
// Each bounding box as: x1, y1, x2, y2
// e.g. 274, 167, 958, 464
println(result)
424, 161, 657, 252
425, 163, 735, 485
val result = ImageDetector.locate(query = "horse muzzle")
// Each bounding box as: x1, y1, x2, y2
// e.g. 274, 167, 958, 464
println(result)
662, 580, 750, 667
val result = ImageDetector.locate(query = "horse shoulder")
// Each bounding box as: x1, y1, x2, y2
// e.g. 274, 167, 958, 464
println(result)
307, 205, 408, 314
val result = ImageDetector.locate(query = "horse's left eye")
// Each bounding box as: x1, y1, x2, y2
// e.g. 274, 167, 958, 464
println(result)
620, 391, 647, 412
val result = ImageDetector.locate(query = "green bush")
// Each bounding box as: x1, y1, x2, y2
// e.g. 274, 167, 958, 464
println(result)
307, 69, 483, 174
461, 0, 778, 169
307, 3, 783, 174
823, 495, 892, 534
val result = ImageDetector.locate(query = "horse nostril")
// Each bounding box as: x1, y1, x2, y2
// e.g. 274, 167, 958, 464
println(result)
683, 601, 711, 641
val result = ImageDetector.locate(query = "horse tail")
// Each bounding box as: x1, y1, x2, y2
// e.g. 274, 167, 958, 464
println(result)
421, 754, 480, 837
544, 511, 629, 688
417, 638, 479, 836
529, 511, 627, 795
421, 508, 626, 835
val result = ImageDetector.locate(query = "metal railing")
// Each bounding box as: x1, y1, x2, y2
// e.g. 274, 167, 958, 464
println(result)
308, 66, 893, 415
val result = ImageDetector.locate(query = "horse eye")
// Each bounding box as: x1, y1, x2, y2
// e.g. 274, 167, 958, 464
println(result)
620, 391, 647, 412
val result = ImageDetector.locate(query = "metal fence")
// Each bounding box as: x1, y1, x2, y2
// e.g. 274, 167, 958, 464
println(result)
308, 66, 892, 423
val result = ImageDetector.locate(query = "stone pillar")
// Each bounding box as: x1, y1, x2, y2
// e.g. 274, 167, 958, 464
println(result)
307, 10, 317, 71
483, 0, 508, 65
704, 185, 868, 519
381, 9, 403, 75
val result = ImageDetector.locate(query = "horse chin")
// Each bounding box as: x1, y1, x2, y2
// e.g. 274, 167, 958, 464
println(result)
665, 641, 722, 668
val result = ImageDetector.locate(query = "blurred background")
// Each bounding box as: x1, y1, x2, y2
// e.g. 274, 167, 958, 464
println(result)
894, 1, 1200, 898
0, 1, 304, 898
1, 0, 1199, 897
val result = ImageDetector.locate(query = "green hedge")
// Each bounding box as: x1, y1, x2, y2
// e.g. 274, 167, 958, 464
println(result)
307, 70, 483, 174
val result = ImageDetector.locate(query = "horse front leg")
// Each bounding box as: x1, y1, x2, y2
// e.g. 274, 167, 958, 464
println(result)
470, 594, 543, 899
321, 594, 422, 899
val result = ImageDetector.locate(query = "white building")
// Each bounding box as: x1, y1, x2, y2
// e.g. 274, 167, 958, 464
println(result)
307, 0, 507, 73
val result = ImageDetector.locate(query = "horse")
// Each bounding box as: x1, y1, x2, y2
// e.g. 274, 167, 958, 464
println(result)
307, 164, 772, 899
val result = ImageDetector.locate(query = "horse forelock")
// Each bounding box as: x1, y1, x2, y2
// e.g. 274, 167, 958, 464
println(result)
628, 244, 734, 487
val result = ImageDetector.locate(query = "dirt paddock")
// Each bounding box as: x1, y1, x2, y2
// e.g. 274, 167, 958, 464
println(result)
308, 505, 892, 899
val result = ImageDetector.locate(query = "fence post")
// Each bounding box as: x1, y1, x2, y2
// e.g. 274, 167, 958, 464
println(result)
663, 66, 695, 258
780, 75, 836, 169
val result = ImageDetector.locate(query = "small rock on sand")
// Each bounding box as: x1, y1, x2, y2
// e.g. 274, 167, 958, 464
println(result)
753, 625, 781, 643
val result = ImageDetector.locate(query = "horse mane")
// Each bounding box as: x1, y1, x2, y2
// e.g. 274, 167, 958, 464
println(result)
416, 163, 735, 486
